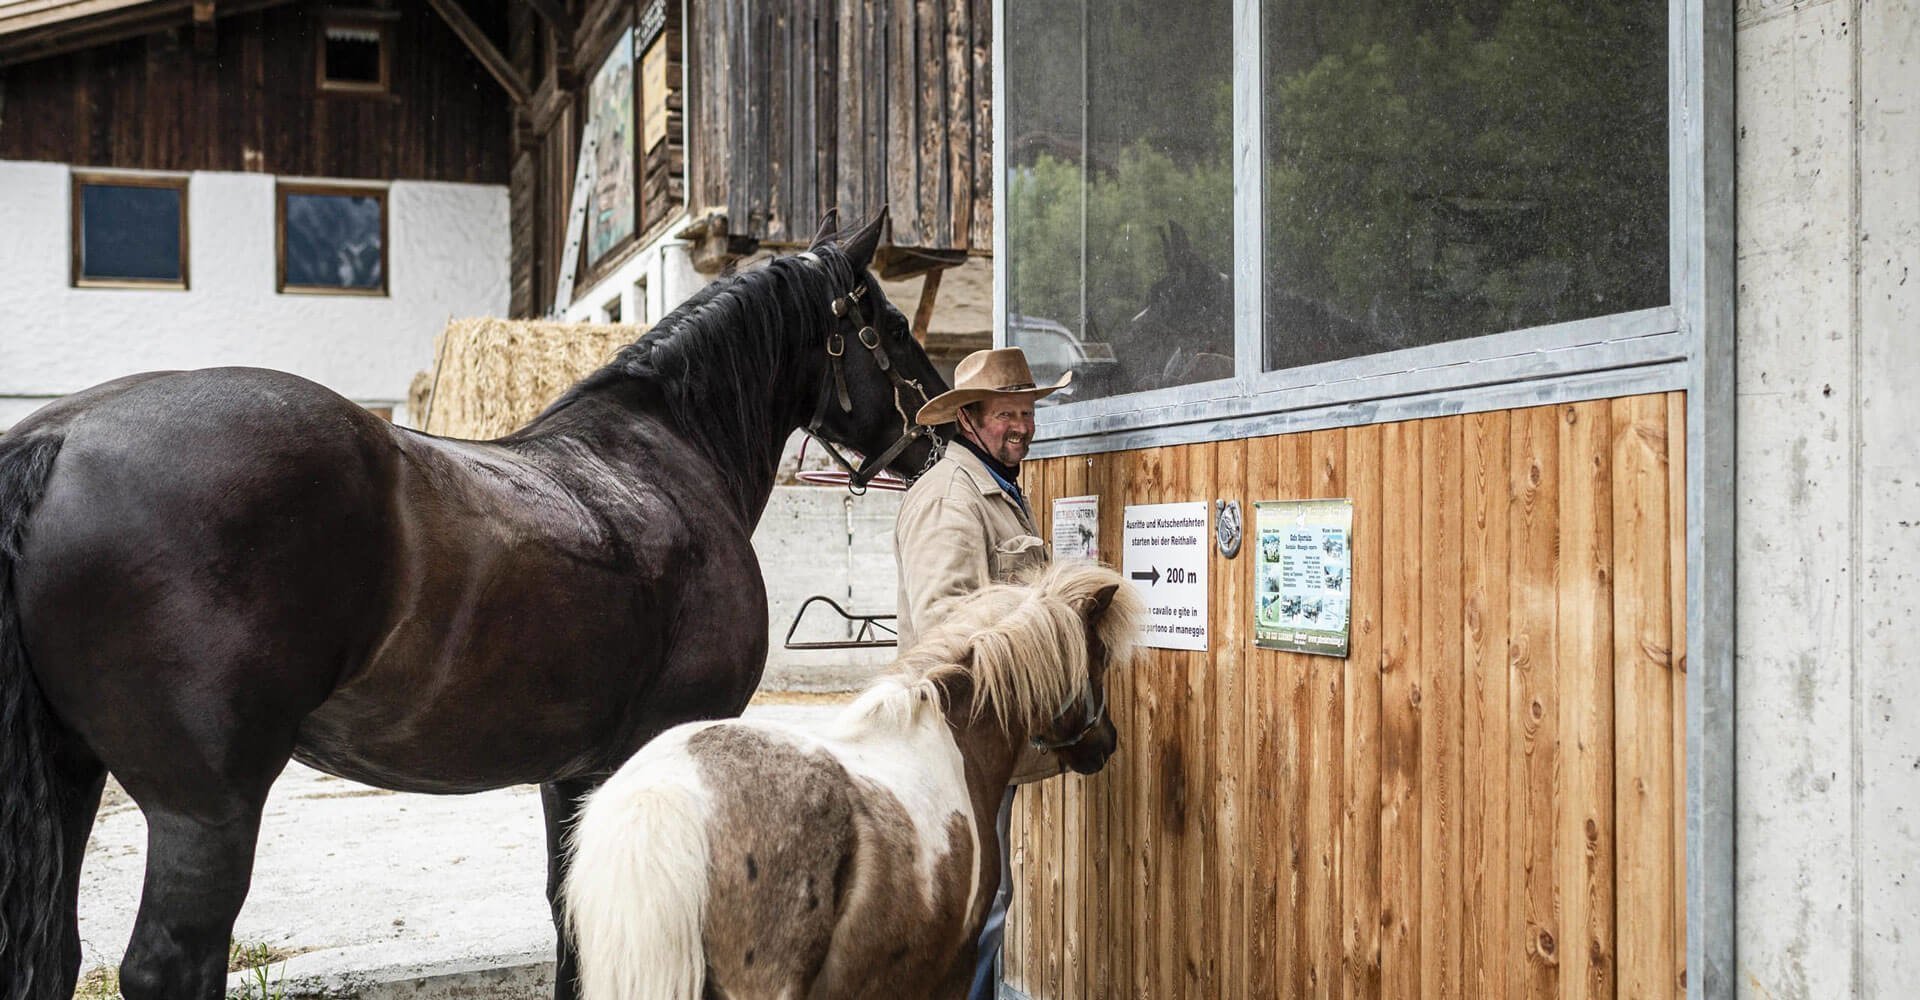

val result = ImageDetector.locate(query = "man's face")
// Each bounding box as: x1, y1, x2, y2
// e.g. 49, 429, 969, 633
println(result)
961, 395, 1037, 466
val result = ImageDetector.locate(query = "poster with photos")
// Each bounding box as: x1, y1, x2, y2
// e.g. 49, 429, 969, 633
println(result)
1253, 498, 1354, 657
1051, 495, 1099, 562
586, 28, 637, 266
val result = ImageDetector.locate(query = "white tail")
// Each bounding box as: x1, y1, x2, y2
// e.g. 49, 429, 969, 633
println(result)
565, 769, 712, 1000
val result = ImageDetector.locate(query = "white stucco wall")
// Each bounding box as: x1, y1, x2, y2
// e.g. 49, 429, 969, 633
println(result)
0, 160, 508, 430
1735, 1, 1919, 996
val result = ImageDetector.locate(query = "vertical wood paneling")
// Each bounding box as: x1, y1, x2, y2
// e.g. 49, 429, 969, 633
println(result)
1212, 439, 1250, 1000
1558, 401, 1616, 1000
1665, 393, 1688, 999
1307, 429, 1347, 1000
1012, 397, 1684, 1000
1611, 394, 1674, 1000
1244, 434, 1282, 1000
1420, 418, 1465, 1000
1380, 420, 1424, 1000
1462, 411, 1512, 997
1341, 422, 1385, 1000
1509, 405, 1564, 1000
1275, 432, 1313, 1000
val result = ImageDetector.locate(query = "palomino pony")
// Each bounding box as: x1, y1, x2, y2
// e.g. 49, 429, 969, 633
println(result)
564, 562, 1144, 1000
0, 210, 948, 1000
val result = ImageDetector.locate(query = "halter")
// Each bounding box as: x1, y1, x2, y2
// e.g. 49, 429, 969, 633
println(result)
802, 273, 943, 496
1030, 682, 1110, 753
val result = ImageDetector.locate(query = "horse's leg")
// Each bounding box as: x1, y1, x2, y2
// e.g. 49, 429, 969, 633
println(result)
48, 725, 107, 996
115, 798, 269, 1000
542, 776, 605, 1000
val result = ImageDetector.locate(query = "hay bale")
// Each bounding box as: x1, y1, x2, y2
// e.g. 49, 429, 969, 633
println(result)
419, 318, 637, 439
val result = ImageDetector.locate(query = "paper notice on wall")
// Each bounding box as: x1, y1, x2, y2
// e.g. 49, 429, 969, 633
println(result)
1253, 498, 1354, 657
1122, 501, 1210, 651
1052, 495, 1100, 562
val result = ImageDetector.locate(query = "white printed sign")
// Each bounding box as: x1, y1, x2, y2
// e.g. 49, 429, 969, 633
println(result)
1051, 495, 1100, 561
1121, 501, 1210, 651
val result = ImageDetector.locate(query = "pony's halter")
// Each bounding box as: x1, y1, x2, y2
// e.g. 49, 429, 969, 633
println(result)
803, 280, 941, 496
1030, 682, 1110, 753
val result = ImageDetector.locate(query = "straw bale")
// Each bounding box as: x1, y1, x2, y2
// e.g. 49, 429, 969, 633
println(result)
417, 318, 638, 439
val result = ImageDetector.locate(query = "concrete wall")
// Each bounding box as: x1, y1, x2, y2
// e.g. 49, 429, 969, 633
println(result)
0, 161, 508, 429
752, 484, 904, 691
1734, 1, 1919, 996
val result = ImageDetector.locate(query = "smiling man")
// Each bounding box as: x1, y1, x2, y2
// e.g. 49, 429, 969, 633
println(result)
891, 346, 1070, 1000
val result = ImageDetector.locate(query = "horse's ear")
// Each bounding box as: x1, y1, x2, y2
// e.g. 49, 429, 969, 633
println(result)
810, 208, 842, 250
838, 207, 889, 270
1079, 583, 1121, 618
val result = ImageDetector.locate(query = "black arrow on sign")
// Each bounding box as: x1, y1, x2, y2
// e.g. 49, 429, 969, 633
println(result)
1130, 567, 1161, 586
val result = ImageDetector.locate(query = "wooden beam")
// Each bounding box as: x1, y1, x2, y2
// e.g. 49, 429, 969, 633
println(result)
191, 0, 213, 56
910, 264, 945, 345
425, 0, 529, 104
521, 0, 572, 39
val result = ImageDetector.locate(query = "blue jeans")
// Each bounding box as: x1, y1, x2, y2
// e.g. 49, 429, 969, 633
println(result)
968, 787, 1017, 1000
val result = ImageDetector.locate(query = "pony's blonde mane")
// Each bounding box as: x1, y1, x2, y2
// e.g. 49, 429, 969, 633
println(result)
880, 562, 1144, 734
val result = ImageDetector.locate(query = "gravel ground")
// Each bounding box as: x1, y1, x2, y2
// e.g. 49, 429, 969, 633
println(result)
75, 697, 850, 991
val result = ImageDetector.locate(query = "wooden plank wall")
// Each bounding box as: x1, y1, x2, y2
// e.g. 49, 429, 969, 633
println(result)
685, 0, 990, 250
0, 1, 510, 183
1006, 393, 1687, 1000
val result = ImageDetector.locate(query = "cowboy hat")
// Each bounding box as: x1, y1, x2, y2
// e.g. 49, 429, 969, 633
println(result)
915, 347, 1071, 426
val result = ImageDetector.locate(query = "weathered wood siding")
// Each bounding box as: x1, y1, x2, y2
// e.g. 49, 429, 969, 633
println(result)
0, 1, 511, 183
1008, 393, 1688, 1000
684, 0, 991, 250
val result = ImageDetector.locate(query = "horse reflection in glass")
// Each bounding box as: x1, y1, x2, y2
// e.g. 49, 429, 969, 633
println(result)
565, 562, 1143, 1000
0, 209, 947, 1000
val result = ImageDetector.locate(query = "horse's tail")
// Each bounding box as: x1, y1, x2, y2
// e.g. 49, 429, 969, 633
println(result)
0, 433, 68, 1000
564, 765, 712, 1000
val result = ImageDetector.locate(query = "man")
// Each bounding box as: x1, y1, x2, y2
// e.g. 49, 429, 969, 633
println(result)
893, 346, 1069, 1000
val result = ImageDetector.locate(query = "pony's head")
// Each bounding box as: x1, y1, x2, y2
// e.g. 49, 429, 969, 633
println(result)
795, 209, 951, 487
900, 562, 1144, 777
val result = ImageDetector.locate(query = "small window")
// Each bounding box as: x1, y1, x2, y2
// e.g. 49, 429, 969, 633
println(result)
603, 294, 623, 323
317, 18, 391, 94
278, 183, 388, 295
71, 173, 189, 289
632, 278, 648, 325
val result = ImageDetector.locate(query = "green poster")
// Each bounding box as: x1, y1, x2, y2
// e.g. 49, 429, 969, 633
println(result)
1253, 499, 1354, 657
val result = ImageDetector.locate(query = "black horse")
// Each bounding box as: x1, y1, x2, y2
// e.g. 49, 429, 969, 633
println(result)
1113, 220, 1392, 391
0, 210, 947, 1000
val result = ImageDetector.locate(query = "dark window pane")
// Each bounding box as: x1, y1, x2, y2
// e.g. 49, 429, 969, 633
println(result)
1261, 0, 1669, 371
1004, 1, 1089, 403
284, 192, 384, 290
1005, 0, 1236, 405
324, 25, 383, 85
80, 183, 182, 282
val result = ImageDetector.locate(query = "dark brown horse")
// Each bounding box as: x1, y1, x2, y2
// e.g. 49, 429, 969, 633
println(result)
0, 211, 947, 1000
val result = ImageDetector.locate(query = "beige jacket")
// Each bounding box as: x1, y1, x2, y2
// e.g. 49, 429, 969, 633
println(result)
893, 444, 1049, 651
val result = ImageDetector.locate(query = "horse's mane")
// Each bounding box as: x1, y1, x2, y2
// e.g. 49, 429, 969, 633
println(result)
871, 562, 1144, 735
533, 247, 863, 506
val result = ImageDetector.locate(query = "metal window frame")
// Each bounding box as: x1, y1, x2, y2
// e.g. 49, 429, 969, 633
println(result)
992, 0, 1735, 996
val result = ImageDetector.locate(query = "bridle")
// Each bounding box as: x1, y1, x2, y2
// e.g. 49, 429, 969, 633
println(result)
1030, 682, 1109, 753
801, 272, 943, 495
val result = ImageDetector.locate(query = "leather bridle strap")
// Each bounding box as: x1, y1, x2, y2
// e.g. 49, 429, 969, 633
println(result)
803, 281, 940, 495
1030, 683, 1110, 753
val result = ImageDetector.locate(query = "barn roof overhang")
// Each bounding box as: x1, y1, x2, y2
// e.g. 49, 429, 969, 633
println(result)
0, 0, 299, 66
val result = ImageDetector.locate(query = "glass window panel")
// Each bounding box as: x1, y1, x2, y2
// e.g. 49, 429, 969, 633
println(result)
1261, 0, 1669, 372
323, 25, 384, 85
79, 182, 183, 283
283, 191, 385, 291
1084, 0, 1235, 397
1004, 1, 1090, 405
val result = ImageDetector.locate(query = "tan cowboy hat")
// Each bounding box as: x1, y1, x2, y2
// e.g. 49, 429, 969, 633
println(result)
915, 347, 1071, 426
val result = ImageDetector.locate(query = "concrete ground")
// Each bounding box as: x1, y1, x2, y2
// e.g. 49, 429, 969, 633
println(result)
75, 696, 849, 999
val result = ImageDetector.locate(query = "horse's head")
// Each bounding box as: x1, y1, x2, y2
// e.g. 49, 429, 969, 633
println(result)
798, 209, 951, 490
1113, 220, 1234, 391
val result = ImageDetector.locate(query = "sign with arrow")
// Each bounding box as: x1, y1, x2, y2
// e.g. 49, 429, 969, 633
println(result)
1121, 501, 1210, 651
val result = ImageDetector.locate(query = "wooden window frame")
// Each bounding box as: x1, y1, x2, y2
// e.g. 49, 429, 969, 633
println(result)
276, 181, 390, 297
70, 171, 191, 291
315, 14, 394, 97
